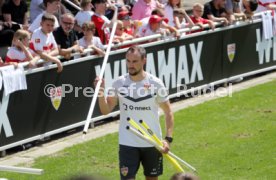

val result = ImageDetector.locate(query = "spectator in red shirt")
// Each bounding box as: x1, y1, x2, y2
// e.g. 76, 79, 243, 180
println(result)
91, 0, 117, 44
190, 3, 215, 32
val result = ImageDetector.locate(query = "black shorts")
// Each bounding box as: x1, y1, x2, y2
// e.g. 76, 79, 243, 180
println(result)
119, 144, 163, 180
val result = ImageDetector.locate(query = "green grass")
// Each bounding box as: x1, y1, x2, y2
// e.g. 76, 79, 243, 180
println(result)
1, 80, 276, 180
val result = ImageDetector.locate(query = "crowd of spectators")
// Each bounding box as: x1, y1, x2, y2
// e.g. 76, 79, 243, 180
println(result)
0, 0, 263, 72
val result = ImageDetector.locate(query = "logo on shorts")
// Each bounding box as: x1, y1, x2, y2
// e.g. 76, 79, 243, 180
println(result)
227, 43, 236, 63
49, 86, 62, 110
121, 166, 128, 176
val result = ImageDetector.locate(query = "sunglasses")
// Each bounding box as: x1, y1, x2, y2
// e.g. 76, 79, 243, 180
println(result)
82, 27, 95, 31
63, 21, 74, 26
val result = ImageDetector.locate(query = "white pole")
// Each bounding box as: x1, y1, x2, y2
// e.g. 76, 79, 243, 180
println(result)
83, 21, 118, 134
0, 165, 44, 175
63, 0, 81, 11
127, 126, 197, 172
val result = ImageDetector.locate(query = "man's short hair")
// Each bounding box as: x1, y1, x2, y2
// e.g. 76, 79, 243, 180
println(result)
81, 0, 92, 8
151, 8, 165, 17
126, 46, 146, 59
193, 3, 204, 9
61, 13, 75, 21
41, 13, 56, 23
43, 0, 60, 7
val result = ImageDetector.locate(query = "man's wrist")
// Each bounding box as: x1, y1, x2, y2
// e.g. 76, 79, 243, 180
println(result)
164, 136, 173, 143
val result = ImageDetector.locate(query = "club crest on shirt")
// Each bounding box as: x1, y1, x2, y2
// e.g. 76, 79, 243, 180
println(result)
227, 43, 236, 63
144, 83, 150, 90
49, 86, 62, 111
35, 38, 40, 43
121, 166, 128, 176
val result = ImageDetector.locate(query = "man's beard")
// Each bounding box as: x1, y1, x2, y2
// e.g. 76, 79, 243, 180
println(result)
129, 68, 141, 76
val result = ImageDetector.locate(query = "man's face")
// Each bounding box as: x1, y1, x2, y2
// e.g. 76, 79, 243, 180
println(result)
41, 20, 55, 34
126, 52, 146, 76
61, 16, 75, 34
95, 2, 106, 13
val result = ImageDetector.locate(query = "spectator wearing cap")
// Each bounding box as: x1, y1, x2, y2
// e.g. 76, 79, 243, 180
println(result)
79, 21, 105, 56
74, 0, 94, 34
53, 13, 83, 61
29, 0, 61, 33
202, 0, 229, 25
137, 8, 180, 38
137, 15, 170, 40
131, 0, 164, 20
190, 4, 215, 32
2, 0, 29, 30
113, 20, 133, 44
118, 10, 136, 36
91, 0, 118, 44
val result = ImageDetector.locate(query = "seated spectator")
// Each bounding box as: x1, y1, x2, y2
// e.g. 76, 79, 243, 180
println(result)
190, 3, 215, 32
2, 0, 29, 30
91, 0, 118, 44
30, 13, 63, 72
131, 0, 164, 20
74, 0, 94, 34
5, 29, 39, 67
79, 21, 105, 56
117, 10, 135, 36
113, 20, 133, 43
242, 0, 258, 18
53, 13, 83, 61
173, 8, 195, 30
137, 15, 170, 41
202, 0, 229, 25
164, 0, 181, 26
30, 0, 45, 23
29, 0, 61, 33
255, 0, 275, 12
170, 172, 199, 180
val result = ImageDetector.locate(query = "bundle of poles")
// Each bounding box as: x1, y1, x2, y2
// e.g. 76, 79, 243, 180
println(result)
126, 117, 197, 173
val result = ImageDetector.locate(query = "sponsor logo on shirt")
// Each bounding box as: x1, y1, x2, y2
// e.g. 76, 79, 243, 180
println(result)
35, 38, 40, 43
123, 103, 151, 111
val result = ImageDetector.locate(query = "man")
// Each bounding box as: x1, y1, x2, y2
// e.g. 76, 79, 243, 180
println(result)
202, 0, 230, 25
53, 13, 83, 60
95, 46, 174, 180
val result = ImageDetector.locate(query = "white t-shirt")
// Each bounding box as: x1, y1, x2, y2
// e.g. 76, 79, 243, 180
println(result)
75, 10, 94, 27
5, 47, 35, 62
79, 36, 104, 49
256, 0, 276, 12
111, 72, 168, 147
29, 12, 59, 32
30, 28, 57, 53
